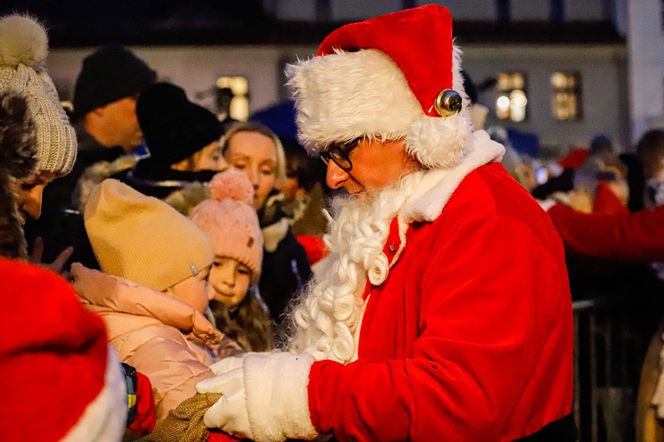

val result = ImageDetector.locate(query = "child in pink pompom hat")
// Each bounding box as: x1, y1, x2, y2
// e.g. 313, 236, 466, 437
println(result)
191, 169, 273, 351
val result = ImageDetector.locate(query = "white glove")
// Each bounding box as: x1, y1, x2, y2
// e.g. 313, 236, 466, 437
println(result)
208, 353, 251, 376
197, 352, 318, 442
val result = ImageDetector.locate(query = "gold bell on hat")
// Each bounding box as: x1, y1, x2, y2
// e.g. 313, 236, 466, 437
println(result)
434, 89, 462, 117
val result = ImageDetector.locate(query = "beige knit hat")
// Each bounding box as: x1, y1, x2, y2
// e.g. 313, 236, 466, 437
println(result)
84, 179, 214, 292
0, 15, 77, 176
190, 169, 263, 283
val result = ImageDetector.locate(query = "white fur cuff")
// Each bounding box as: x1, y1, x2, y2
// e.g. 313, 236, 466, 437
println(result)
244, 352, 318, 441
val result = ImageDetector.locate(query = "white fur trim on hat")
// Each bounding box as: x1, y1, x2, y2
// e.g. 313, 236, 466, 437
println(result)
287, 47, 473, 169
63, 348, 128, 442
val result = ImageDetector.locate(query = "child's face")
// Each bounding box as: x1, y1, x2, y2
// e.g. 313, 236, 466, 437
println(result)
208, 256, 252, 308
168, 265, 211, 314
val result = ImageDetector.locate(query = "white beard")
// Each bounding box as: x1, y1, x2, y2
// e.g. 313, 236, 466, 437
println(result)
286, 170, 429, 363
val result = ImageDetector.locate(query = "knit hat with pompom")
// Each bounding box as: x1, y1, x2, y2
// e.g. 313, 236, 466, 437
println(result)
190, 169, 263, 282
0, 15, 77, 176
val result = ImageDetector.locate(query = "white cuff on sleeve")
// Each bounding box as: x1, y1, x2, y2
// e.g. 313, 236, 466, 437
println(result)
244, 352, 318, 441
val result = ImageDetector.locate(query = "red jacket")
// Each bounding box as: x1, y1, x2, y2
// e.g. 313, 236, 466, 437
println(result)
548, 203, 664, 261
307, 164, 574, 441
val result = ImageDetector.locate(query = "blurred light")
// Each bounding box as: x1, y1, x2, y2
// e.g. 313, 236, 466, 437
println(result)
230, 97, 249, 121
497, 95, 511, 110
216, 76, 248, 95
535, 167, 549, 185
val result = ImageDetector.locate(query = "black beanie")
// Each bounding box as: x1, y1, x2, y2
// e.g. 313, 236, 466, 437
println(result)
137, 82, 224, 167
72, 46, 156, 120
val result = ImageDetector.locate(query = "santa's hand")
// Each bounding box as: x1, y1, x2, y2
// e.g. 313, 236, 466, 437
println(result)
197, 368, 251, 436
208, 354, 251, 376
196, 352, 318, 442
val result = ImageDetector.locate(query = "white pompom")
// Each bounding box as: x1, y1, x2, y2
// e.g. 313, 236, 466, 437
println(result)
406, 114, 472, 169
0, 15, 48, 68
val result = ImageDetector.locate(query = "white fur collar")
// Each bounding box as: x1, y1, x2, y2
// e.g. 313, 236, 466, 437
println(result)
401, 130, 505, 224
262, 217, 290, 253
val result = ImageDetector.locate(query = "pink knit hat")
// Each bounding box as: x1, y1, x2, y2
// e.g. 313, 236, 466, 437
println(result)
190, 169, 263, 282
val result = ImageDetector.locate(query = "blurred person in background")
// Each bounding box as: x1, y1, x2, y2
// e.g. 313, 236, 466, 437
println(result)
638, 129, 664, 209
633, 129, 664, 442
220, 121, 312, 325
279, 137, 329, 266
99, 82, 226, 200
572, 150, 629, 214
25, 44, 156, 270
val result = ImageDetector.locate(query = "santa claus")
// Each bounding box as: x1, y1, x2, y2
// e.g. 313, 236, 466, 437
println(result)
197, 5, 575, 441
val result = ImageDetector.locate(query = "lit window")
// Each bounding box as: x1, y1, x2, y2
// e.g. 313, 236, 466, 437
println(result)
495, 72, 528, 122
216, 76, 249, 121
551, 72, 582, 121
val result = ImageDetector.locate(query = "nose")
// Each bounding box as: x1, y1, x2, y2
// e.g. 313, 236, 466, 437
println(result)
23, 185, 45, 220
326, 160, 349, 190
215, 152, 229, 171
245, 166, 259, 189
218, 263, 236, 287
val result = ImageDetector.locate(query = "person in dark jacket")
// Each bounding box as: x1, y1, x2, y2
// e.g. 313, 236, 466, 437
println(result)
118, 82, 227, 199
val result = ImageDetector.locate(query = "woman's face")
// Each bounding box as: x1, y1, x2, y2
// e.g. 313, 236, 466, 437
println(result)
12, 171, 56, 223
224, 131, 278, 209
208, 256, 252, 308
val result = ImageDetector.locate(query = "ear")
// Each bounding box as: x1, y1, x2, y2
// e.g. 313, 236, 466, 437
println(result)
91, 106, 105, 118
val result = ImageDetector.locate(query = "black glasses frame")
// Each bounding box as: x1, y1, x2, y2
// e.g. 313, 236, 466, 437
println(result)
320, 137, 363, 172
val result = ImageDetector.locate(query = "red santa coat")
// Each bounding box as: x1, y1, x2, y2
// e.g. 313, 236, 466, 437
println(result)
307, 163, 574, 441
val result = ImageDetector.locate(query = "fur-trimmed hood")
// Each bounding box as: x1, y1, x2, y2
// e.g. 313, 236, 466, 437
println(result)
0, 91, 36, 259
73, 154, 138, 211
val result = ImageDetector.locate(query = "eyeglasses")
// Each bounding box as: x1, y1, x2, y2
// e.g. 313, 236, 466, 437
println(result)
320, 137, 363, 172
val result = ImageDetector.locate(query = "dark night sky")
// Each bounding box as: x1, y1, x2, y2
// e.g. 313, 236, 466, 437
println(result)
1, 1, 623, 47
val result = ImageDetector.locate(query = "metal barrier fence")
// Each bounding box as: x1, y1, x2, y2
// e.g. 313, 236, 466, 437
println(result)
573, 297, 660, 442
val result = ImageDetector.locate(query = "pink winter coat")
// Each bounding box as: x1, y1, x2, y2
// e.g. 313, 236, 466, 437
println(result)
71, 263, 221, 420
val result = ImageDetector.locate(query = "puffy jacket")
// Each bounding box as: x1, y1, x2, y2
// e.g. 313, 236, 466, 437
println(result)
72, 263, 221, 419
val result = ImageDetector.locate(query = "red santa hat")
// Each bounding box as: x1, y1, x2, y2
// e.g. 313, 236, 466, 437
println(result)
286, 4, 472, 169
0, 259, 127, 441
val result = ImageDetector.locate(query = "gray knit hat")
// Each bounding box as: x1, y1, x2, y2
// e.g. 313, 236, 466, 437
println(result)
0, 15, 77, 177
